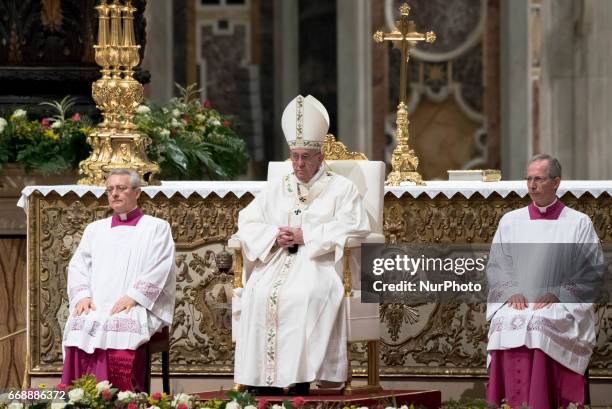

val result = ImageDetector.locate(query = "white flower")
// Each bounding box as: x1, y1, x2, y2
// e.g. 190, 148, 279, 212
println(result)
171, 118, 180, 128
210, 118, 221, 126
172, 108, 181, 118
244, 405, 257, 409
118, 391, 137, 401
11, 109, 27, 119
358, 407, 369, 409
399, 406, 409, 409
195, 114, 205, 121
148, 406, 161, 409
271, 405, 284, 409
160, 129, 170, 137
96, 380, 112, 392
226, 401, 241, 409
51, 402, 67, 409
50, 120, 62, 129
0, 117, 7, 133
172, 393, 192, 406
136, 105, 151, 114
8, 402, 23, 409
68, 388, 84, 402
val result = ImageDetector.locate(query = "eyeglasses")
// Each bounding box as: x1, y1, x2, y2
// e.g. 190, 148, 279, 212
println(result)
105, 185, 131, 194
525, 176, 550, 184
290, 152, 321, 162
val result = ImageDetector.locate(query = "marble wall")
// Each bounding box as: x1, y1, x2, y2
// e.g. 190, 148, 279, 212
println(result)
539, 0, 612, 179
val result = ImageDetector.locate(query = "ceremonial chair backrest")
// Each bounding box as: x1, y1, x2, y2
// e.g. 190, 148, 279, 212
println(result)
266, 160, 385, 235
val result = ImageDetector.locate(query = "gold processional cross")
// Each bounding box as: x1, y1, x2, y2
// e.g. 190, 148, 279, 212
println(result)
374, 3, 435, 186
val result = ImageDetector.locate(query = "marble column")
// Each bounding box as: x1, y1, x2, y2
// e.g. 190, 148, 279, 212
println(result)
142, 0, 174, 103
370, 0, 388, 162
540, 0, 612, 179
500, 0, 531, 179
337, 0, 373, 158
273, 0, 299, 160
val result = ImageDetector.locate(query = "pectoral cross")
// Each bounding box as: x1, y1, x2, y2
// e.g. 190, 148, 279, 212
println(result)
373, 3, 435, 186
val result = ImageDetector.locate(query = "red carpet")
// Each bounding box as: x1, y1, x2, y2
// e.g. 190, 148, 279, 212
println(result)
194, 389, 441, 408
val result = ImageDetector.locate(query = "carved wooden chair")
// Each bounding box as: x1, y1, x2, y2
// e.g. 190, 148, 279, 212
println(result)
230, 135, 385, 394
144, 326, 170, 394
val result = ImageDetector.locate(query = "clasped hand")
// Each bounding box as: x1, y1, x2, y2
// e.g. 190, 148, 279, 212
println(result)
72, 295, 137, 316
276, 226, 304, 248
507, 292, 559, 310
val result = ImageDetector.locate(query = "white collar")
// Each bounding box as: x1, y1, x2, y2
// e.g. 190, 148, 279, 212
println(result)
117, 206, 139, 221
535, 199, 557, 213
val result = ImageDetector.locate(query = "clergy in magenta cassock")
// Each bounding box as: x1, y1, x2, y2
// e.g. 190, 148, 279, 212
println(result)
232, 95, 370, 395
486, 154, 604, 409
61, 169, 175, 391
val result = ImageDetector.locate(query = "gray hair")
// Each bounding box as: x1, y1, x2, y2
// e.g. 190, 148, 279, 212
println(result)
107, 169, 141, 188
528, 154, 562, 179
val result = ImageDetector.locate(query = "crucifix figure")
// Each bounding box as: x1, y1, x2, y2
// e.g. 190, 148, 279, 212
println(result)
374, 3, 435, 186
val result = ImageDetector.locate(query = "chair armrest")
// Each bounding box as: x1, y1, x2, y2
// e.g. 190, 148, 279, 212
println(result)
228, 237, 241, 249
346, 233, 385, 248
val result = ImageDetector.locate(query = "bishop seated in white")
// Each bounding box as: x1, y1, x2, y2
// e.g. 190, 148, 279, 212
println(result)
232, 95, 370, 396
61, 169, 176, 391
485, 154, 604, 409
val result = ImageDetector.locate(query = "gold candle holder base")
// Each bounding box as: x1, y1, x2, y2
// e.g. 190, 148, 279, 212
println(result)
79, 0, 159, 186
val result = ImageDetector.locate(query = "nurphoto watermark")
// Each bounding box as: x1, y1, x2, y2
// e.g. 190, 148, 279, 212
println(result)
360, 243, 609, 304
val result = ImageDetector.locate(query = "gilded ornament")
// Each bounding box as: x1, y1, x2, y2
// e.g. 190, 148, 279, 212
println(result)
79, 0, 159, 186
373, 3, 436, 185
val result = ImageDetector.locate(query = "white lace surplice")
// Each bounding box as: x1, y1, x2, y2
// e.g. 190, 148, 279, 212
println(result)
486, 206, 603, 374
62, 215, 175, 353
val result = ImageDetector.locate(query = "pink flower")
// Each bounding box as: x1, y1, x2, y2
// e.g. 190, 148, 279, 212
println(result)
183, 114, 191, 124
177, 404, 188, 409
128, 403, 138, 409
55, 383, 67, 391
71, 113, 81, 122
292, 397, 305, 407
41, 118, 50, 130
151, 392, 162, 401
257, 398, 267, 409
223, 120, 231, 127
203, 100, 212, 108
101, 389, 112, 401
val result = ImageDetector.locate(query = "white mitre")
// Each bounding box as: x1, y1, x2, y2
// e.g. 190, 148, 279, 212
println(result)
281, 95, 330, 150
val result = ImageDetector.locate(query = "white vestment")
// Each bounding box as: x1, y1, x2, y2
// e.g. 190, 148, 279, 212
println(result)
62, 215, 175, 353
486, 205, 603, 374
233, 168, 370, 387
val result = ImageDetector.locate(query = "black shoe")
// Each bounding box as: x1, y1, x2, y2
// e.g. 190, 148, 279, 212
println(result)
287, 382, 310, 396
248, 386, 284, 396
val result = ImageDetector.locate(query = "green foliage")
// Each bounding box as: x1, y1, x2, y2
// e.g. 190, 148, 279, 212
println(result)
0, 102, 92, 175
0, 85, 249, 180
135, 83, 248, 180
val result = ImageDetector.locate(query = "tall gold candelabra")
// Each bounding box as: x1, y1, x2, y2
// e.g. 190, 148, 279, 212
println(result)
374, 3, 435, 186
78, 0, 159, 186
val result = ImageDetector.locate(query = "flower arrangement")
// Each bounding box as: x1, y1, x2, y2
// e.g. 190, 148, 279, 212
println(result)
134, 84, 248, 180
1, 377, 585, 409
0, 97, 92, 175
0, 377, 430, 409
0, 84, 248, 180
